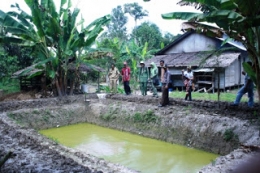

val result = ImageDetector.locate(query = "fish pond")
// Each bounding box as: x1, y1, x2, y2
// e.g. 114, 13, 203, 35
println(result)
40, 123, 218, 173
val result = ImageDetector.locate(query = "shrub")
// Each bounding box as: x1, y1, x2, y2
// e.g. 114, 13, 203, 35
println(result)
223, 129, 238, 142
133, 110, 159, 123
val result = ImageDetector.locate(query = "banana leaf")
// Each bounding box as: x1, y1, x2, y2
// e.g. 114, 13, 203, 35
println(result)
243, 62, 256, 85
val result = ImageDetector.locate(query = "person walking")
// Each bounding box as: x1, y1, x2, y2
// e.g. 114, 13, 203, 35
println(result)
149, 62, 159, 98
108, 63, 120, 93
158, 64, 170, 107
231, 62, 254, 107
182, 66, 194, 101
121, 61, 131, 95
138, 61, 149, 96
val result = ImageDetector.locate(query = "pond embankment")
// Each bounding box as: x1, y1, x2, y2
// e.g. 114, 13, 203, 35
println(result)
0, 93, 260, 172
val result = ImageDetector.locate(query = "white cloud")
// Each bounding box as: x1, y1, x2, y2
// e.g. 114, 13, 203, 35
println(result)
2, 0, 199, 35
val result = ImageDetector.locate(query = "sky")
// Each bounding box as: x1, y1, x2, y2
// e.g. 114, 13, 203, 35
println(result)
1, 0, 199, 35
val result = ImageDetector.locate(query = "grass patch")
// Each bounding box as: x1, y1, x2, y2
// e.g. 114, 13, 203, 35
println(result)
169, 90, 255, 102
133, 110, 159, 123
100, 106, 117, 121
0, 79, 20, 94
223, 129, 238, 142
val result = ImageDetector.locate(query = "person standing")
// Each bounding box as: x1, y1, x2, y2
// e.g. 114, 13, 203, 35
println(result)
138, 61, 149, 96
159, 60, 165, 86
149, 62, 159, 98
108, 63, 120, 93
182, 66, 193, 101
231, 62, 254, 107
121, 61, 131, 95
158, 64, 170, 107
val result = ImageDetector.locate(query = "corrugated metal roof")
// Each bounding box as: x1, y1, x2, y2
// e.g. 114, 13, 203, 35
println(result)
145, 52, 240, 68
203, 52, 240, 67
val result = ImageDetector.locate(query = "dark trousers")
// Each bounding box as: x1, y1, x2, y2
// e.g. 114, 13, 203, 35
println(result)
185, 86, 192, 101
161, 84, 169, 106
123, 81, 131, 95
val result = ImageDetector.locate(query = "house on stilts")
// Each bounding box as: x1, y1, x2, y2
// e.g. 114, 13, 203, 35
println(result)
145, 31, 249, 92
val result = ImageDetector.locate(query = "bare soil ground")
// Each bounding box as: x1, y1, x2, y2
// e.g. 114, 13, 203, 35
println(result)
0, 92, 137, 173
1, 91, 260, 173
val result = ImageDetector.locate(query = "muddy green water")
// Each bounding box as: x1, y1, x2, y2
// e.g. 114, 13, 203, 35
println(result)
40, 123, 218, 173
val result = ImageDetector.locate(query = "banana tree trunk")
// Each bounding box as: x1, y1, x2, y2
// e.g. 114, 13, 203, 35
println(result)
69, 79, 75, 95
55, 78, 62, 97
256, 66, 260, 104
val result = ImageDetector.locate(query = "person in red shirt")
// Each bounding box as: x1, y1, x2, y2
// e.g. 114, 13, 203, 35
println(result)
121, 61, 131, 95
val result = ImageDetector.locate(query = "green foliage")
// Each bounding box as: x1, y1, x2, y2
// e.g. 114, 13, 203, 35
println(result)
243, 62, 256, 85
100, 105, 118, 121
125, 39, 155, 82
162, 32, 179, 46
99, 85, 111, 93
124, 2, 148, 26
0, 0, 110, 96
0, 54, 19, 80
32, 109, 40, 114
0, 79, 20, 94
223, 129, 238, 142
101, 5, 128, 40
100, 106, 117, 121
98, 84, 125, 94
132, 22, 163, 50
157, 0, 260, 103
117, 86, 125, 94
96, 37, 128, 74
133, 110, 159, 123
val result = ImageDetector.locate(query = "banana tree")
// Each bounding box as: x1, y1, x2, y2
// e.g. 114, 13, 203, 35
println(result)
125, 40, 155, 85
146, 0, 260, 103
0, 0, 110, 96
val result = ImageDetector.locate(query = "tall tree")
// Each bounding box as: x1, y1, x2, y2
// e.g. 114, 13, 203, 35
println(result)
0, 0, 110, 96
162, 32, 179, 47
149, 0, 260, 103
124, 3, 148, 27
101, 5, 128, 41
131, 22, 163, 51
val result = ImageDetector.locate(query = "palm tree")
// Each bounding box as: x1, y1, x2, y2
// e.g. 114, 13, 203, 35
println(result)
0, 0, 110, 96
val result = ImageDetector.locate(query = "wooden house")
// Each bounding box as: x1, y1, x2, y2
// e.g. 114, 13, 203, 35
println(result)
145, 31, 248, 92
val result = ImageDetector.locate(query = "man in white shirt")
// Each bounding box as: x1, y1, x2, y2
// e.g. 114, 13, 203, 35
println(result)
182, 66, 193, 101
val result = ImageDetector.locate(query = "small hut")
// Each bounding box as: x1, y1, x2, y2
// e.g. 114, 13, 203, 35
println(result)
12, 65, 43, 91
13, 63, 105, 93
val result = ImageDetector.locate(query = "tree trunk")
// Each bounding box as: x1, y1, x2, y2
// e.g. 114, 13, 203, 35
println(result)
256, 67, 260, 104
69, 78, 75, 95
217, 71, 220, 102
58, 74, 64, 96
63, 69, 68, 95
55, 78, 62, 97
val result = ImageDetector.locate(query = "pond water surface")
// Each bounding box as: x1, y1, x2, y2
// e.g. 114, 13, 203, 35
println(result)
40, 123, 218, 173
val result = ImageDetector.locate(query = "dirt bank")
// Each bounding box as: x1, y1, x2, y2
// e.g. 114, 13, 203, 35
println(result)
0, 93, 260, 172
0, 94, 138, 173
